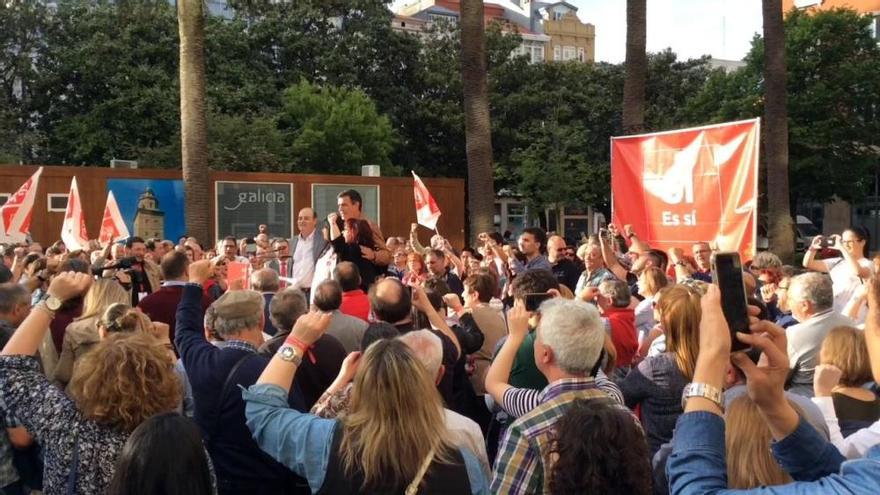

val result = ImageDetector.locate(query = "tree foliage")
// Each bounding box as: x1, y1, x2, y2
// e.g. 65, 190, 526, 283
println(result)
687, 8, 880, 204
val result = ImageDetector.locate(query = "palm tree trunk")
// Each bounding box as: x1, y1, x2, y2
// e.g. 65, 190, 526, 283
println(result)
762, 0, 794, 261
622, 0, 647, 134
460, 0, 495, 244
178, 0, 210, 243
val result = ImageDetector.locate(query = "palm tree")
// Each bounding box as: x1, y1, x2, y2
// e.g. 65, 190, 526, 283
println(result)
762, 0, 794, 260
177, 0, 210, 243
460, 0, 495, 243
622, 0, 646, 134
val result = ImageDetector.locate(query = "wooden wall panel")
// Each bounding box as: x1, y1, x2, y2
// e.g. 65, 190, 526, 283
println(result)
0, 165, 466, 248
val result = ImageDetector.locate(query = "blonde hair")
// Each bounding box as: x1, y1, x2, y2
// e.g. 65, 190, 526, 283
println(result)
639, 266, 668, 296
99, 303, 151, 335
726, 395, 799, 488
820, 326, 873, 387
78, 278, 130, 321
69, 332, 180, 433
657, 285, 701, 380
341, 339, 456, 490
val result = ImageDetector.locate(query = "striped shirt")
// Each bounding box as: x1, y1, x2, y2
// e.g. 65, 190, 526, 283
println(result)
490, 377, 634, 494
499, 372, 624, 418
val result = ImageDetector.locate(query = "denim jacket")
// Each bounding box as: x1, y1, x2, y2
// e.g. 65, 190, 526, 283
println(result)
667, 411, 880, 494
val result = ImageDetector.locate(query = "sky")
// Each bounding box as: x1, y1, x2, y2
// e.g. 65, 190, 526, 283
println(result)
391, 0, 765, 63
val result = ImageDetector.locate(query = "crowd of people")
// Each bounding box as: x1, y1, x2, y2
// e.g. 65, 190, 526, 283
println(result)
0, 187, 879, 494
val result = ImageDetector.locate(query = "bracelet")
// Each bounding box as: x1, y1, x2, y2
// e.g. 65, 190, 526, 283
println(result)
284, 335, 317, 364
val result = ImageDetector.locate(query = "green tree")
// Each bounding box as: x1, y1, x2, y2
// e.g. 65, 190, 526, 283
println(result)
689, 8, 880, 206
278, 80, 396, 175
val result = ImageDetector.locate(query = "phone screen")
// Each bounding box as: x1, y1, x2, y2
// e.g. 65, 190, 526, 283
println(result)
524, 293, 552, 312
712, 252, 751, 352
245, 244, 257, 255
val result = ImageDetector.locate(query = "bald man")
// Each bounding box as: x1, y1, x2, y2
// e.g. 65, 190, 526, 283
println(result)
288, 207, 329, 296
547, 235, 580, 292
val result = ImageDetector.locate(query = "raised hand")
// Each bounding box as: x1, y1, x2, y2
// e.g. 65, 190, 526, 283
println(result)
47, 272, 92, 302
813, 364, 843, 398
291, 311, 333, 346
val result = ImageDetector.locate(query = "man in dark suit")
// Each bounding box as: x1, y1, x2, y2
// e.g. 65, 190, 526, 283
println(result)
286, 207, 329, 298
250, 268, 280, 336
138, 251, 212, 349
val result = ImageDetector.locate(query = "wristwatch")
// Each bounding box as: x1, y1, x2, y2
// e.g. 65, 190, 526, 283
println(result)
43, 294, 63, 312
277, 344, 303, 367
681, 382, 724, 411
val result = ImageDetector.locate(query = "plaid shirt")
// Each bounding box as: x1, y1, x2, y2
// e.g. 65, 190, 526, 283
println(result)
490, 377, 628, 494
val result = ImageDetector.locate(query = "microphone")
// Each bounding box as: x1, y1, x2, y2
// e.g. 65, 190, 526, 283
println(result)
92, 256, 135, 275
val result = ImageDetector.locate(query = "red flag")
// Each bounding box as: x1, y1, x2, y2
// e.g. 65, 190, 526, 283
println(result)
412, 171, 441, 231
0, 167, 43, 242
611, 119, 759, 259
99, 190, 130, 247
61, 177, 89, 251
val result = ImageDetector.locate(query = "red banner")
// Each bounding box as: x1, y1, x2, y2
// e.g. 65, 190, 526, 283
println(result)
611, 119, 759, 259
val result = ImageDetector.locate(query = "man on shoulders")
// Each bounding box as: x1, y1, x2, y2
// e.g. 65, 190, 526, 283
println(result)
336, 189, 390, 266
670, 242, 713, 283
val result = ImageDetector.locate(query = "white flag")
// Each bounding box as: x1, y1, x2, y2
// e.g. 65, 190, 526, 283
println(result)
0, 167, 43, 242
99, 190, 130, 247
412, 171, 442, 231
60, 177, 89, 251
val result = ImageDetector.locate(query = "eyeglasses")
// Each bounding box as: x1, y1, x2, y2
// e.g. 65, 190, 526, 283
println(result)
777, 285, 789, 291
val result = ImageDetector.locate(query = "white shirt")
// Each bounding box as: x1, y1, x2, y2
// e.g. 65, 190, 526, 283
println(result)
811, 396, 880, 459
634, 296, 655, 343
291, 230, 316, 290
823, 256, 872, 323
444, 408, 490, 476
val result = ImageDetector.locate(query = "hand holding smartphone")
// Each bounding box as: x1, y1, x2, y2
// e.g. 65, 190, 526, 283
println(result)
524, 292, 552, 312
711, 252, 751, 352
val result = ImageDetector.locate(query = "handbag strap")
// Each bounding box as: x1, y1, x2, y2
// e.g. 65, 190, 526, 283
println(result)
404, 446, 436, 495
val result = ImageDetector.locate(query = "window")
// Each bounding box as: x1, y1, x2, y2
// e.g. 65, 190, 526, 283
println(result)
577, 47, 585, 62
519, 41, 545, 64
553, 11, 564, 21
47, 194, 68, 212
553, 46, 561, 61
871, 15, 880, 40
562, 46, 577, 61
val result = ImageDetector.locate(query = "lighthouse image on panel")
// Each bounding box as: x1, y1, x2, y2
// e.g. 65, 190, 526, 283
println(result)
132, 187, 165, 239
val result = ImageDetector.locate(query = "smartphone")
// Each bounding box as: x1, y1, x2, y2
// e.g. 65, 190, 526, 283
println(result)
819, 236, 836, 248
712, 252, 751, 352
524, 292, 553, 312
245, 244, 257, 256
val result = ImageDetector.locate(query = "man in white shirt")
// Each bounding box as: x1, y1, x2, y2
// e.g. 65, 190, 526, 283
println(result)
221, 236, 249, 264
289, 207, 328, 295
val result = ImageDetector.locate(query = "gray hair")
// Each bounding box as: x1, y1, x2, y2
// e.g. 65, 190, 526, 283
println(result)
0, 284, 29, 314
599, 279, 630, 308
398, 330, 443, 378
214, 311, 263, 338
269, 288, 309, 333
251, 268, 280, 292
790, 272, 833, 312
537, 298, 605, 374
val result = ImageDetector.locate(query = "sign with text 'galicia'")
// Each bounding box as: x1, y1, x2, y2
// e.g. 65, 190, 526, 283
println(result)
611, 119, 759, 258
215, 182, 293, 240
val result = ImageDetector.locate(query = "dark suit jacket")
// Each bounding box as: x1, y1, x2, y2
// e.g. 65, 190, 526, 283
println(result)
175, 285, 307, 494
258, 332, 346, 409
262, 292, 277, 336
